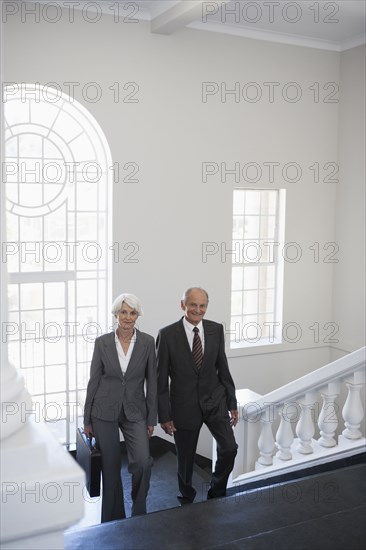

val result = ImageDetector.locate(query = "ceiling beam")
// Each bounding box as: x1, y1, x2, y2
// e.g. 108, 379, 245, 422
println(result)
151, 0, 230, 35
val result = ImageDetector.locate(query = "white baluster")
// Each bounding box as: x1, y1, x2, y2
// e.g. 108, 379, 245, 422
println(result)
296, 402, 315, 454
342, 383, 364, 440
318, 393, 339, 447
257, 413, 275, 466
275, 405, 294, 461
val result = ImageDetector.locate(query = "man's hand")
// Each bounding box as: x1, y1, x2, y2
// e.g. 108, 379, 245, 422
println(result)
147, 425, 154, 438
230, 410, 238, 427
160, 421, 176, 436
83, 424, 93, 437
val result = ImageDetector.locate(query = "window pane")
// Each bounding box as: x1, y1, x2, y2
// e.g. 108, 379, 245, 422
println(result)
259, 266, 275, 288
45, 338, 66, 365
243, 290, 258, 314
260, 215, 276, 239
244, 216, 260, 239
24, 366, 45, 395
77, 182, 98, 211
45, 282, 65, 308
44, 208, 66, 241
20, 339, 44, 368
231, 267, 243, 291
233, 216, 244, 239
77, 214, 98, 240
44, 393, 67, 422
231, 292, 242, 316
46, 364, 66, 393
233, 190, 245, 215
243, 241, 261, 263
8, 285, 19, 311
77, 280, 98, 306
7, 311, 19, 340
19, 217, 42, 242
20, 283, 43, 310
44, 309, 66, 337
243, 267, 259, 290
259, 289, 274, 312
245, 191, 260, 214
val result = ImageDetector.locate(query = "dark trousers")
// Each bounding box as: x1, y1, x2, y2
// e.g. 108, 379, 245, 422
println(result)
174, 418, 237, 501
92, 412, 153, 523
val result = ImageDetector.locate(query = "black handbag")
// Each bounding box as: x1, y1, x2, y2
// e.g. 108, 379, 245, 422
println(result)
76, 428, 102, 497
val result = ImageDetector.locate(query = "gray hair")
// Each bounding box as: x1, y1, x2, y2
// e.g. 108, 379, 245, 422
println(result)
111, 293, 143, 317
181, 287, 209, 304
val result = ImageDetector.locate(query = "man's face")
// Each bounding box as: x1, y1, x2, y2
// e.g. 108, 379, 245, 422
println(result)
181, 289, 208, 326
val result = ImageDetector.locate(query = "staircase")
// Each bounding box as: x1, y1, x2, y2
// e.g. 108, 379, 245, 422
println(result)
228, 346, 366, 489
65, 459, 366, 550
64, 349, 366, 549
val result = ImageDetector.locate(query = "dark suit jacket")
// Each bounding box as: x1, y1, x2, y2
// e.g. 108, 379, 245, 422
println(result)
84, 330, 157, 426
157, 318, 237, 430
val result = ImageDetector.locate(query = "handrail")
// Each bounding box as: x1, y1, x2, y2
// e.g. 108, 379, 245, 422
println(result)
244, 347, 366, 419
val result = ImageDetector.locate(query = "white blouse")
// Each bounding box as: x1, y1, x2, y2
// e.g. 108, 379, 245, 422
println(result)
114, 329, 136, 375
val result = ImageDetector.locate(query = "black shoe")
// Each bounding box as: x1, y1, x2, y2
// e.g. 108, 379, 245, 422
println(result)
207, 488, 226, 500
177, 495, 194, 506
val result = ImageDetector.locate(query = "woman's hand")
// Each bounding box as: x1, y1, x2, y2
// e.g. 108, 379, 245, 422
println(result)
147, 425, 154, 438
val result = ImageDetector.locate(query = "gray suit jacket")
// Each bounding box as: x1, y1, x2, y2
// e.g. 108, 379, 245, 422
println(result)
157, 318, 237, 430
84, 330, 157, 426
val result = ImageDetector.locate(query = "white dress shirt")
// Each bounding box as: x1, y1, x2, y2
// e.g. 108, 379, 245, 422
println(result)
182, 317, 205, 353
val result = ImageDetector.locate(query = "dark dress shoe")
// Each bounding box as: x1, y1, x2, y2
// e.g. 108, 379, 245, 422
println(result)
177, 495, 194, 506
207, 488, 226, 500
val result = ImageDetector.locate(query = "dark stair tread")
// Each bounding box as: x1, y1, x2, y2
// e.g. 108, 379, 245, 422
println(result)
65, 462, 366, 550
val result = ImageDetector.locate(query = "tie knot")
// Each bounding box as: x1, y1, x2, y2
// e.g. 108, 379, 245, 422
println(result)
193, 327, 199, 334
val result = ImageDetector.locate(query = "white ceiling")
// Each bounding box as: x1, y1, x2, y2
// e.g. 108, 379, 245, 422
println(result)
36, 1, 366, 51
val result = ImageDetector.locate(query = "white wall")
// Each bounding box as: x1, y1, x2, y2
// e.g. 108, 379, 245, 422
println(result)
3, 9, 365, 457
332, 45, 366, 353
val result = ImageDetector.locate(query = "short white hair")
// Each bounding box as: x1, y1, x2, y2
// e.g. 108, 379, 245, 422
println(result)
181, 287, 209, 304
111, 293, 143, 317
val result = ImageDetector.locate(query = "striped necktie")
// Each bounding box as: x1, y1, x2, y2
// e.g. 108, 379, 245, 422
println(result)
192, 327, 203, 369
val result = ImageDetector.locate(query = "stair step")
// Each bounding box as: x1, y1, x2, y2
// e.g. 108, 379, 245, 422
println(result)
65, 462, 366, 550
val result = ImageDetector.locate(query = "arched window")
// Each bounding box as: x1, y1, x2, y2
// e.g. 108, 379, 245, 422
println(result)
3, 83, 112, 444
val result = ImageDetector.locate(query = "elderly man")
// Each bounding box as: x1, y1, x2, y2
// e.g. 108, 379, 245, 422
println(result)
157, 287, 238, 505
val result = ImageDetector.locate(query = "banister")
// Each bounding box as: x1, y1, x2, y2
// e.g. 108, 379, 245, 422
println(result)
243, 347, 365, 419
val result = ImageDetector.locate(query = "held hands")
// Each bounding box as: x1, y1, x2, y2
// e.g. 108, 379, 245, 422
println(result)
230, 410, 239, 427
161, 421, 176, 437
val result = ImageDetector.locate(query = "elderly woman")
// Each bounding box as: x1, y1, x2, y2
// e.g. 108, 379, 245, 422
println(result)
83, 293, 157, 523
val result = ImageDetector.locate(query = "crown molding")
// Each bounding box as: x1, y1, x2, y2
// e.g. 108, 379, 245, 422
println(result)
188, 20, 365, 52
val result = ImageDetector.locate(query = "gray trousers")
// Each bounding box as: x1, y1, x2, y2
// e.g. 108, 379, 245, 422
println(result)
92, 411, 153, 523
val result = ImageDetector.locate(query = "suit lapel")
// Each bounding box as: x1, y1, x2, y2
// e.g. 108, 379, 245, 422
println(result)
201, 320, 214, 370
103, 332, 123, 379
124, 330, 146, 379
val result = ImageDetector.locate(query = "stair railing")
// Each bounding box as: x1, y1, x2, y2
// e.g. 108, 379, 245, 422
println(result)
229, 347, 366, 487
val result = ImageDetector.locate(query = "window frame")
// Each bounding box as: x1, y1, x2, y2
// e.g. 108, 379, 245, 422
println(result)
3, 83, 112, 445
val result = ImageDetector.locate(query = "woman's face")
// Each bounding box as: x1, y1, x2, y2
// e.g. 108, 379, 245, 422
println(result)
116, 302, 139, 331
